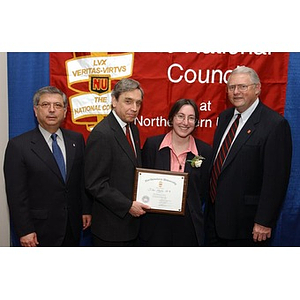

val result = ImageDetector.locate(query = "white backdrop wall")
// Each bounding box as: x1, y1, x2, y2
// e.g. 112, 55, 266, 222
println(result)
0, 53, 10, 246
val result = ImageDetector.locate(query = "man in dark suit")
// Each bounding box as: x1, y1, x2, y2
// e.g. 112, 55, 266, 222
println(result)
84, 78, 150, 246
4, 86, 92, 247
207, 66, 292, 246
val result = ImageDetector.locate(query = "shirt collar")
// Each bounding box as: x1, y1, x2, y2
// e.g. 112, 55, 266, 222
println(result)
38, 125, 63, 141
112, 110, 127, 130
159, 131, 198, 156
234, 98, 259, 122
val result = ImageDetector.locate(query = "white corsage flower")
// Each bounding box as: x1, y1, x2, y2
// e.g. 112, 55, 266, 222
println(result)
187, 155, 205, 168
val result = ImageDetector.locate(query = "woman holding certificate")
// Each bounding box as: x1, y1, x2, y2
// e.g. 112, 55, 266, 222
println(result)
139, 99, 212, 246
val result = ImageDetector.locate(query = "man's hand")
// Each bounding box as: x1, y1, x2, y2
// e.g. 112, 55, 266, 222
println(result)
252, 223, 272, 242
82, 214, 92, 230
20, 232, 39, 247
129, 201, 150, 217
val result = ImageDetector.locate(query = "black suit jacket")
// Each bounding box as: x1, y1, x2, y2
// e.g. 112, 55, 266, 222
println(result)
3, 127, 91, 246
139, 134, 212, 245
209, 101, 292, 240
84, 112, 142, 242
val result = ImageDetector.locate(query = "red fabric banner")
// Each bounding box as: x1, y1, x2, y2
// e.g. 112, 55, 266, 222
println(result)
50, 52, 289, 146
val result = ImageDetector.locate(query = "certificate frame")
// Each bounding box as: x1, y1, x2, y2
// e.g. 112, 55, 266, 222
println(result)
133, 168, 188, 215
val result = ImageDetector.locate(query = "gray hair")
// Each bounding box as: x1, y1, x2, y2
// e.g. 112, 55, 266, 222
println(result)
111, 78, 144, 100
33, 86, 68, 107
228, 66, 261, 85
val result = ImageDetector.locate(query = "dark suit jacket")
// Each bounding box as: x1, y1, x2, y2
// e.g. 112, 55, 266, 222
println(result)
139, 134, 212, 245
84, 112, 142, 242
209, 101, 292, 240
3, 127, 91, 246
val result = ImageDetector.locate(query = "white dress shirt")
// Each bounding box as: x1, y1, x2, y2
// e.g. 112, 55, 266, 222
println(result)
38, 125, 67, 167
215, 98, 259, 161
112, 110, 136, 153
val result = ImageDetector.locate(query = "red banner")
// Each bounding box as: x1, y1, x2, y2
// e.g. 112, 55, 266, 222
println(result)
50, 52, 289, 146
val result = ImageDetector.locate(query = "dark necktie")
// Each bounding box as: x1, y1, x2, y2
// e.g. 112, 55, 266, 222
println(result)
51, 133, 66, 181
126, 124, 136, 156
210, 114, 241, 203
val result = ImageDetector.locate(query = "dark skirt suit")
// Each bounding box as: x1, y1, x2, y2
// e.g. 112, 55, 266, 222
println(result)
139, 134, 212, 246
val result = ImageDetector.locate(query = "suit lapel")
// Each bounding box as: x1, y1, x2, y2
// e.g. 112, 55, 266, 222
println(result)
30, 128, 64, 182
184, 152, 194, 173
108, 113, 138, 166
131, 124, 142, 166
212, 110, 234, 161
62, 129, 76, 183
222, 103, 262, 171
155, 136, 196, 172
158, 146, 171, 171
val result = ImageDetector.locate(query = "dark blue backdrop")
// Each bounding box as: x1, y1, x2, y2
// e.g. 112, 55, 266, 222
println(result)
7, 52, 300, 246
272, 53, 300, 246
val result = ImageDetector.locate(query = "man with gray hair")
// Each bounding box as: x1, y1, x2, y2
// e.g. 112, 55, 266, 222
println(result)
207, 66, 292, 246
4, 86, 92, 246
84, 78, 150, 246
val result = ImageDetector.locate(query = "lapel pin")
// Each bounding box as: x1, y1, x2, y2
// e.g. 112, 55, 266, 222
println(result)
73, 143, 76, 147
247, 130, 251, 134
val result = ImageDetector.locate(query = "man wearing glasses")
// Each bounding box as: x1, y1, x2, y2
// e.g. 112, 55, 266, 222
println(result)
4, 86, 92, 246
207, 66, 292, 246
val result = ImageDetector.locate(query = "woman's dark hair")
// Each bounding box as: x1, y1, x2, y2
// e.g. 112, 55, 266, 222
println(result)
168, 98, 199, 126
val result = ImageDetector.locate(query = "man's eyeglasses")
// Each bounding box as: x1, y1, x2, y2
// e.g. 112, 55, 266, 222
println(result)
227, 83, 256, 92
37, 102, 65, 110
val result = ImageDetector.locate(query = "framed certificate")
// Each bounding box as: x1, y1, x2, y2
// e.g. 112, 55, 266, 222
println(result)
133, 168, 188, 215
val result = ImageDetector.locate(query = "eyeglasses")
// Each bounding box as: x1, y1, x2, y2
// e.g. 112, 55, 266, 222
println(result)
227, 83, 256, 92
175, 113, 196, 123
37, 102, 65, 110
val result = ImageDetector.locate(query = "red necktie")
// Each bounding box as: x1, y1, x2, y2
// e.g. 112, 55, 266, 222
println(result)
126, 124, 136, 156
210, 114, 241, 203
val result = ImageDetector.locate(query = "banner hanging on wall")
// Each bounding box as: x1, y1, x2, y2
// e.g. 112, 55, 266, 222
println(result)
50, 52, 289, 146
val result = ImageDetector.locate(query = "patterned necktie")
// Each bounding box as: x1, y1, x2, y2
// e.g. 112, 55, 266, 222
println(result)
126, 124, 136, 156
51, 133, 66, 181
210, 114, 241, 203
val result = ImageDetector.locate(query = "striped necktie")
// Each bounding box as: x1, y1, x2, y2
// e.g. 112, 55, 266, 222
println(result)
210, 114, 241, 203
51, 133, 66, 181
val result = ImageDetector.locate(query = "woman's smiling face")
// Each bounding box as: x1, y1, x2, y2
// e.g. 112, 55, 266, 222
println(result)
172, 104, 197, 138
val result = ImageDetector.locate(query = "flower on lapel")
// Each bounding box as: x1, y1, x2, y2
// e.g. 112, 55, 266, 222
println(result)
186, 155, 205, 168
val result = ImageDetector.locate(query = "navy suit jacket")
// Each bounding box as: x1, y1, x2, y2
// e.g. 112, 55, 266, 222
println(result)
84, 112, 142, 242
139, 134, 212, 245
4, 127, 91, 246
209, 101, 292, 240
